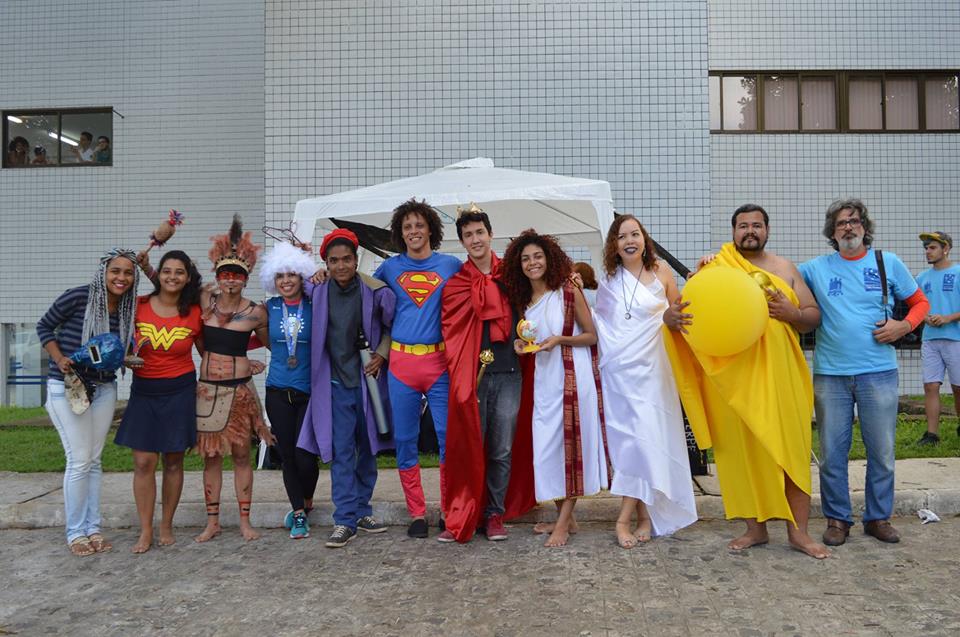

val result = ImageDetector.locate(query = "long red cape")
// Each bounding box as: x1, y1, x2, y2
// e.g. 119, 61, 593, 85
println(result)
441, 254, 535, 542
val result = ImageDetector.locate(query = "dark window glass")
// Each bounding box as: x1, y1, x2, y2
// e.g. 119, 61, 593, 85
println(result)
3, 109, 112, 168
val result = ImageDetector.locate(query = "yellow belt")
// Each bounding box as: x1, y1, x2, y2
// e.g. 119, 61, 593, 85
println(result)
391, 341, 446, 356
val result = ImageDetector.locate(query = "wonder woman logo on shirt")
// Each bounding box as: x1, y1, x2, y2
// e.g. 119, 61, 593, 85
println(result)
397, 271, 443, 308
136, 323, 192, 350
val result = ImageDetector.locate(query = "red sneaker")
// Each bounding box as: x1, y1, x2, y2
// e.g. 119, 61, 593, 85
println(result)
437, 530, 456, 543
485, 514, 508, 541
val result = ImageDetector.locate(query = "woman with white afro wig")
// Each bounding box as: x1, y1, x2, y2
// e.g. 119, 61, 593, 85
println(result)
259, 240, 321, 539
259, 241, 318, 295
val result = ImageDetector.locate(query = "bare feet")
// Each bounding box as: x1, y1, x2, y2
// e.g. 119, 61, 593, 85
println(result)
157, 526, 176, 547
634, 517, 653, 543
194, 522, 222, 543
533, 519, 579, 535
788, 530, 831, 559
545, 525, 571, 547
728, 529, 769, 550
615, 521, 637, 549
239, 521, 261, 542
132, 531, 152, 554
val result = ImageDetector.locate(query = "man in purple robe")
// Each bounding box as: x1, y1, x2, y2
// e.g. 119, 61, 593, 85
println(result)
297, 229, 396, 548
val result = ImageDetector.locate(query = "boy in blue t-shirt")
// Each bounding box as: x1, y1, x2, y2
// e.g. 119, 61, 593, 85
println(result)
373, 199, 462, 539
915, 231, 960, 445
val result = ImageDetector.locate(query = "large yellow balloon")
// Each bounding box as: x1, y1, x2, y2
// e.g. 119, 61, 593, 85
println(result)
682, 266, 769, 357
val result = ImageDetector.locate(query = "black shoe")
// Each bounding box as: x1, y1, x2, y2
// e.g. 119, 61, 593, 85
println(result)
325, 525, 356, 548
438, 517, 446, 532
407, 518, 428, 538
356, 515, 388, 534
917, 431, 940, 446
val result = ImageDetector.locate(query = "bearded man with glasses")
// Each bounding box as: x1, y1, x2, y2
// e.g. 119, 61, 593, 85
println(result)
799, 199, 930, 546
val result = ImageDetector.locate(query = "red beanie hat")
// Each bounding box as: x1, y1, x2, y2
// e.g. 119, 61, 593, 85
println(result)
319, 228, 360, 260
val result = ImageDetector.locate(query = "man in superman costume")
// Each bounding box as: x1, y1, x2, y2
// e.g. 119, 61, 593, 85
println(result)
374, 198, 463, 538
440, 205, 521, 543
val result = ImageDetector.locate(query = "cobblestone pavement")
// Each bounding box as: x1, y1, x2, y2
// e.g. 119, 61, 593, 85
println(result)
2, 518, 958, 636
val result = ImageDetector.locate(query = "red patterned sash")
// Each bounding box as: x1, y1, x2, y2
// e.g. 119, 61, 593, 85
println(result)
560, 283, 611, 497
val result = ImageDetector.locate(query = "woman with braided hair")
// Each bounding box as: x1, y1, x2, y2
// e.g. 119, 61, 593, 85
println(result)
37, 249, 140, 556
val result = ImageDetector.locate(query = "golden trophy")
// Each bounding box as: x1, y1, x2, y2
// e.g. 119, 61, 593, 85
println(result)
517, 319, 540, 353
749, 270, 779, 300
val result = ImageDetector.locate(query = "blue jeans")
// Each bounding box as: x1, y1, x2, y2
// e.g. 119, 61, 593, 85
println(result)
477, 371, 521, 516
331, 382, 378, 529
814, 370, 899, 524
46, 379, 118, 544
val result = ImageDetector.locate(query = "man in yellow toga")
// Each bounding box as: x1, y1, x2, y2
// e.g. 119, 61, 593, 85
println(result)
664, 204, 829, 559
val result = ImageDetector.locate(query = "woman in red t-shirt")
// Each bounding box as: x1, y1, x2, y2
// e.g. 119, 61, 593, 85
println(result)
115, 250, 203, 553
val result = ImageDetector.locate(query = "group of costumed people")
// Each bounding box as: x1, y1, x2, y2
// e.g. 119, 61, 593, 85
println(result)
38, 198, 837, 559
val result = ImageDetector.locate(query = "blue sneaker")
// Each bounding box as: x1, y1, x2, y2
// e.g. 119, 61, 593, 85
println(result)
284, 510, 295, 530
290, 512, 310, 539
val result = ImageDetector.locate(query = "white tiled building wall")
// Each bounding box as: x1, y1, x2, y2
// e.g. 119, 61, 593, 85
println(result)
0, 0, 266, 402
709, 1, 960, 393
264, 0, 711, 271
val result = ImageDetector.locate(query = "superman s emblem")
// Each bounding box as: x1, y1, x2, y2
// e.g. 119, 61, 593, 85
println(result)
397, 271, 443, 308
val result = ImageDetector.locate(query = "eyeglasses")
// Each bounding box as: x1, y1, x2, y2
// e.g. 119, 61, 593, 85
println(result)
834, 218, 863, 230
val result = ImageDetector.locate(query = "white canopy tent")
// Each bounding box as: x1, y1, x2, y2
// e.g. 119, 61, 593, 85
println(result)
292, 158, 615, 267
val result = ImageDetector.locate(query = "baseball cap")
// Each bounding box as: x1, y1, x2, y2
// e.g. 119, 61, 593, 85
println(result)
919, 231, 952, 248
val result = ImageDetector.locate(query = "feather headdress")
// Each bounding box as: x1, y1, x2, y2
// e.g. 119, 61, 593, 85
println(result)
209, 214, 260, 273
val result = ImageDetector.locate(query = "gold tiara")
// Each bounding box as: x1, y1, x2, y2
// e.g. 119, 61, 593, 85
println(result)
214, 255, 252, 273
456, 202, 484, 218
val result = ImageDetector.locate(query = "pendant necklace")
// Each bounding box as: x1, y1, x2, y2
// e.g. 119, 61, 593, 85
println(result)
282, 299, 304, 369
621, 266, 642, 320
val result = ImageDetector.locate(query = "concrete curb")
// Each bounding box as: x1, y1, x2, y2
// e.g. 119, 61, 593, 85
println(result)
3, 488, 959, 531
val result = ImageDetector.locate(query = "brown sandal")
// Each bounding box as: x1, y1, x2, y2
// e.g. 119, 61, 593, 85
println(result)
88, 533, 113, 553
69, 536, 96, 557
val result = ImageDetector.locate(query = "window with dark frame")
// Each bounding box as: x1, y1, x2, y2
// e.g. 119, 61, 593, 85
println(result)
3, 108, 113, 168
709, 72, 960, 133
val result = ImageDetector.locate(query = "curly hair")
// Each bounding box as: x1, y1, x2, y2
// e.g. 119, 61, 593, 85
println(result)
823, 198, 874, 251
501, 229, 573, 311
150, 250, 202, 317
602, 214, 657, 277
389, 198, 444, 252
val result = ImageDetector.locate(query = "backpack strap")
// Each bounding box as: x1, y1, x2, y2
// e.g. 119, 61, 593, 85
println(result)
875, 249, 889, 318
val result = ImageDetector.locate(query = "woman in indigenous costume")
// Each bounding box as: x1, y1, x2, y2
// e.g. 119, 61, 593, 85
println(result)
594, 216, 698, 549
116, 250, 203, 553
501, 230, 608, 548
194, 215, 275, 543
258, 241, 318, 540
37, 249, 140, 556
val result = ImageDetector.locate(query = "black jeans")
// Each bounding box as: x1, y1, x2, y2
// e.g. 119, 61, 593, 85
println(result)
265, 387, 319, 511
477, 371, 521, 517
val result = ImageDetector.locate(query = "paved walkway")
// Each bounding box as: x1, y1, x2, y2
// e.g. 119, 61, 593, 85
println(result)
2, 460, 960, 635
1, 519, 958, 636
2, 458, 960, 530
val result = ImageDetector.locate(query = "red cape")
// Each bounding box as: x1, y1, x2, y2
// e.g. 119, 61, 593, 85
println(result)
441, 254, 535, 542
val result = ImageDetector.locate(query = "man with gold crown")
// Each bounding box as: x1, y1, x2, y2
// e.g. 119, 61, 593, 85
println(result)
440, 204, 520, 543
664, 204, 830, 559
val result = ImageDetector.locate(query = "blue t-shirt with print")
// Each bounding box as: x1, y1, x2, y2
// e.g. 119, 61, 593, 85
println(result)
265, 296, 312, 393
917, 264, 960, 342
799, 249, 918, 375
374, 252, 462, 345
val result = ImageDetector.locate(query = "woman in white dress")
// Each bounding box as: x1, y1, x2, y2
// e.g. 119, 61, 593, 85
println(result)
500, 230, 608, 548
594, 215, 698, 548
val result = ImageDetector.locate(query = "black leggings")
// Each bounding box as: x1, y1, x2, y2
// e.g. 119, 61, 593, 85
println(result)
265, 387, 319, 511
